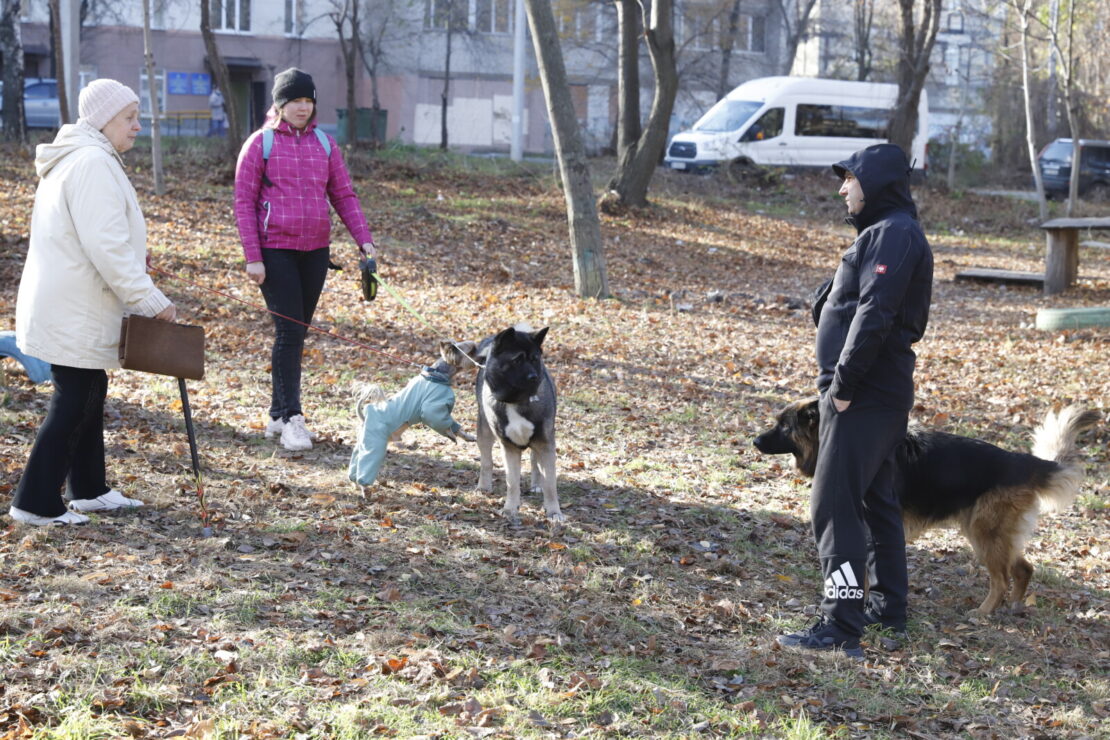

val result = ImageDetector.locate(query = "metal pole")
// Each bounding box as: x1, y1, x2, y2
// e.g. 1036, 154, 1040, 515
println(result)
511, 0, 526, 161
177, 377, 211, 536
177, 378, 201, 479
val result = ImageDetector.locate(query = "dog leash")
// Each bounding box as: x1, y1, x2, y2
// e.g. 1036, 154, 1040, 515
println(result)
368, 269, 484, 369
150, 266, 423, 368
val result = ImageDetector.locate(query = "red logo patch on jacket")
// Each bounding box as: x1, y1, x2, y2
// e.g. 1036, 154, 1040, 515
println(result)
875, 264, 888, 274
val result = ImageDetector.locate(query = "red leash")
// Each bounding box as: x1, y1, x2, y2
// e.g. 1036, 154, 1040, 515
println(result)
150, 265, 422, 368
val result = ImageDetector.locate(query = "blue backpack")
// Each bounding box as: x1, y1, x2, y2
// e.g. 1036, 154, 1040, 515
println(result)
261, 126, 331, 160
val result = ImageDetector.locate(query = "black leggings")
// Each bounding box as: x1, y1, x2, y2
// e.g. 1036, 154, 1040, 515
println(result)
258, 246, 330, 421
12, 365, 110, 517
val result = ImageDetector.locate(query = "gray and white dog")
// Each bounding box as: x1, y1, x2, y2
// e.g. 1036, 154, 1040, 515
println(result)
475, 324, 561, 523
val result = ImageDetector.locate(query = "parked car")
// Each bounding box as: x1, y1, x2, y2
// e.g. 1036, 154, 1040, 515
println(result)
0, 78, 62, 129
1038, 138, 1110, 200
664, 76, 929, 179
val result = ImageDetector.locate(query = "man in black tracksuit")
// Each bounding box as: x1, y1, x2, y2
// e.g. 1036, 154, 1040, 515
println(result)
778, 143, 933, 658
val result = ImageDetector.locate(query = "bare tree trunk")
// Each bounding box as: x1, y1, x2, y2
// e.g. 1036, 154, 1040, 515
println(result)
522, 0, 608, 298
946, 73, 968, 191
333, 0, 360, 147
355, 3, 386, 147
774, 0, 819, 75
49, 0, 69, 124
854, 0, 874, 81
1019, 0, 1048, 221
0, 0, 26, 142
607, 0, 678, 208
716, 0, 742, 99
441, 18, 453, 150
142, 0, 164, 194
1061, 0, 1079, 213
200, 0, 241, 157
888, 0, 942, 156
613, 0, 640, 173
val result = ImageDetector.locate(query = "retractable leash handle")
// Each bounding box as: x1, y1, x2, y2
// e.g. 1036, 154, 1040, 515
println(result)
358, 242, 378, 301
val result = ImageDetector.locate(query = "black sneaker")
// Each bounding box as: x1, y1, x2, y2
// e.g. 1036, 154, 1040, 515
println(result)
776, 619, 864, 659
863, 609, 907, 649
863, 608, 907, 634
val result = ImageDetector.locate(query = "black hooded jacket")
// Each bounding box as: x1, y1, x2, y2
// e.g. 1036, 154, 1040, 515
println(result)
815, 144, 933, 410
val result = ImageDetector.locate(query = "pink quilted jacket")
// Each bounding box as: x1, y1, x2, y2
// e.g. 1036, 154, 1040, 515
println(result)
234, 119, 373, 263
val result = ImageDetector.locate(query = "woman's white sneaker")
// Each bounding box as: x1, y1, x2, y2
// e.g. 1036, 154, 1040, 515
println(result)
9, 506, 90, 526
264, 417, 285, 439
69, 489, 145, 512
280, 414, 313, 451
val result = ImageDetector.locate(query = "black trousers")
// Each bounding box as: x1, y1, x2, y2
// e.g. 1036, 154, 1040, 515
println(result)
258, 246, 330, 422
810, 393, 908, 637
12, 365, 110, 517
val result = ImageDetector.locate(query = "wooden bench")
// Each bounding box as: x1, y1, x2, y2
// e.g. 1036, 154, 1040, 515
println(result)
1040, 216, 1110, 295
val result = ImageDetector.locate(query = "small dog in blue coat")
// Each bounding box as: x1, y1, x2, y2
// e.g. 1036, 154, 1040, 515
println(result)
349, 340, 478, 490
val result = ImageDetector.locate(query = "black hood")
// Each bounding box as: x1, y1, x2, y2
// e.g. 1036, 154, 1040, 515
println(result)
833, 143, 917, 232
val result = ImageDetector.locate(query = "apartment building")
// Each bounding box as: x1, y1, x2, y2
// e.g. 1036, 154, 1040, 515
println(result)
11, 0, 797, 153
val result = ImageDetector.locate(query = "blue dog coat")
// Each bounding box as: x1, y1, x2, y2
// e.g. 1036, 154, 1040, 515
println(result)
348, 367, 463, 486
0, 331, 52, 383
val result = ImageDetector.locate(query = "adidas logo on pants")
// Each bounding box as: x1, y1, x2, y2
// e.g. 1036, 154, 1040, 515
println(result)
824, 561, 865, 600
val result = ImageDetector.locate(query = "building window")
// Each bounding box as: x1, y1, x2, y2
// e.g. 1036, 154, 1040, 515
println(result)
424, 0, 514, 34
735, 14, 765, 53
947, 12, 964, 33
476, 0, 512, 34
78, 66, 97, 91
555, 0, 603, 42
425, 0, 469, 30
683, 4, 764, 54
140, 68, 166, 117
211, 0, 250, 32
683, 2, 725, 52
285, 0, 303, 36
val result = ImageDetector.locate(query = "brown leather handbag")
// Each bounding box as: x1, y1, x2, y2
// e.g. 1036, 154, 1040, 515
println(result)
119, 315, 205, 380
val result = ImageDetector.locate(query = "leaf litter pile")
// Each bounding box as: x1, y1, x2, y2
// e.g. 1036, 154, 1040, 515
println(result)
0, 144, 1108, 738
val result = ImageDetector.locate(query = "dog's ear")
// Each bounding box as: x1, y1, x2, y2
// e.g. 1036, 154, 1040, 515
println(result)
439, 340, 456, 362
454, 340, 479, 362
799, 399, 820, 426
531, 326, 549, 348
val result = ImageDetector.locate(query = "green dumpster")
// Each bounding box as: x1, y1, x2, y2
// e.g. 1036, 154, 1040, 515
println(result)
336, 108, 387, 144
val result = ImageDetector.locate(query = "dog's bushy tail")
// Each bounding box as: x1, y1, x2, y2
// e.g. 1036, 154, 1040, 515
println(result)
354, 384, 388, 422
1031, 405, 1099, 512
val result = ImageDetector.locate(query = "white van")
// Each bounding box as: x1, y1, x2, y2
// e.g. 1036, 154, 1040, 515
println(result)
664, 76, 928, 177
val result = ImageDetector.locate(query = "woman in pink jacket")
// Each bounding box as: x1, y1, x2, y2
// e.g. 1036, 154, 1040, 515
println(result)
234, 68, 377, 451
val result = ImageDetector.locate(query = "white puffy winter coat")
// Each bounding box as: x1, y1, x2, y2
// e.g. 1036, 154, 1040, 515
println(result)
16, 120, 171, 370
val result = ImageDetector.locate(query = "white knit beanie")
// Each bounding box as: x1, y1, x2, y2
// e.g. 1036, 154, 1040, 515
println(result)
78, 79, 140, 130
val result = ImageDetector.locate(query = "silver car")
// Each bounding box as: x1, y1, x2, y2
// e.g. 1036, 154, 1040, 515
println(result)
0, 78, 62, 129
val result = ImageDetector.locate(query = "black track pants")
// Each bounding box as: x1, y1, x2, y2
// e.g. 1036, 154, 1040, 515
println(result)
810, 393, 908, 637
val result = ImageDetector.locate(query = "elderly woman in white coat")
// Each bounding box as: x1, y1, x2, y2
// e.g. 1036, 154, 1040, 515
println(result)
8, 79, 176, 526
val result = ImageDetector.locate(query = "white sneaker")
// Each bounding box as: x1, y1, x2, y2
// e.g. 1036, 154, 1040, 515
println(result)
280, 414, 313, 451
10, 506, 89, 526
69, 489, 145, 512
264, 417, 284, 439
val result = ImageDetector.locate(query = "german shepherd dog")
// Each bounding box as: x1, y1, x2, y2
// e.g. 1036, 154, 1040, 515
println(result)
754, 400, 1098, 615
475, 325, 561, 524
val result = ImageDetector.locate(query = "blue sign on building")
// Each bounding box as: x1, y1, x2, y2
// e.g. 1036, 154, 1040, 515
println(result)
167, 72, 190, 96
190, 73, 211, 96
167, 72, 210, 96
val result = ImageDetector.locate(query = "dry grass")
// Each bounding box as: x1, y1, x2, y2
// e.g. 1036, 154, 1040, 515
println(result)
0, 142, 1107, 738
